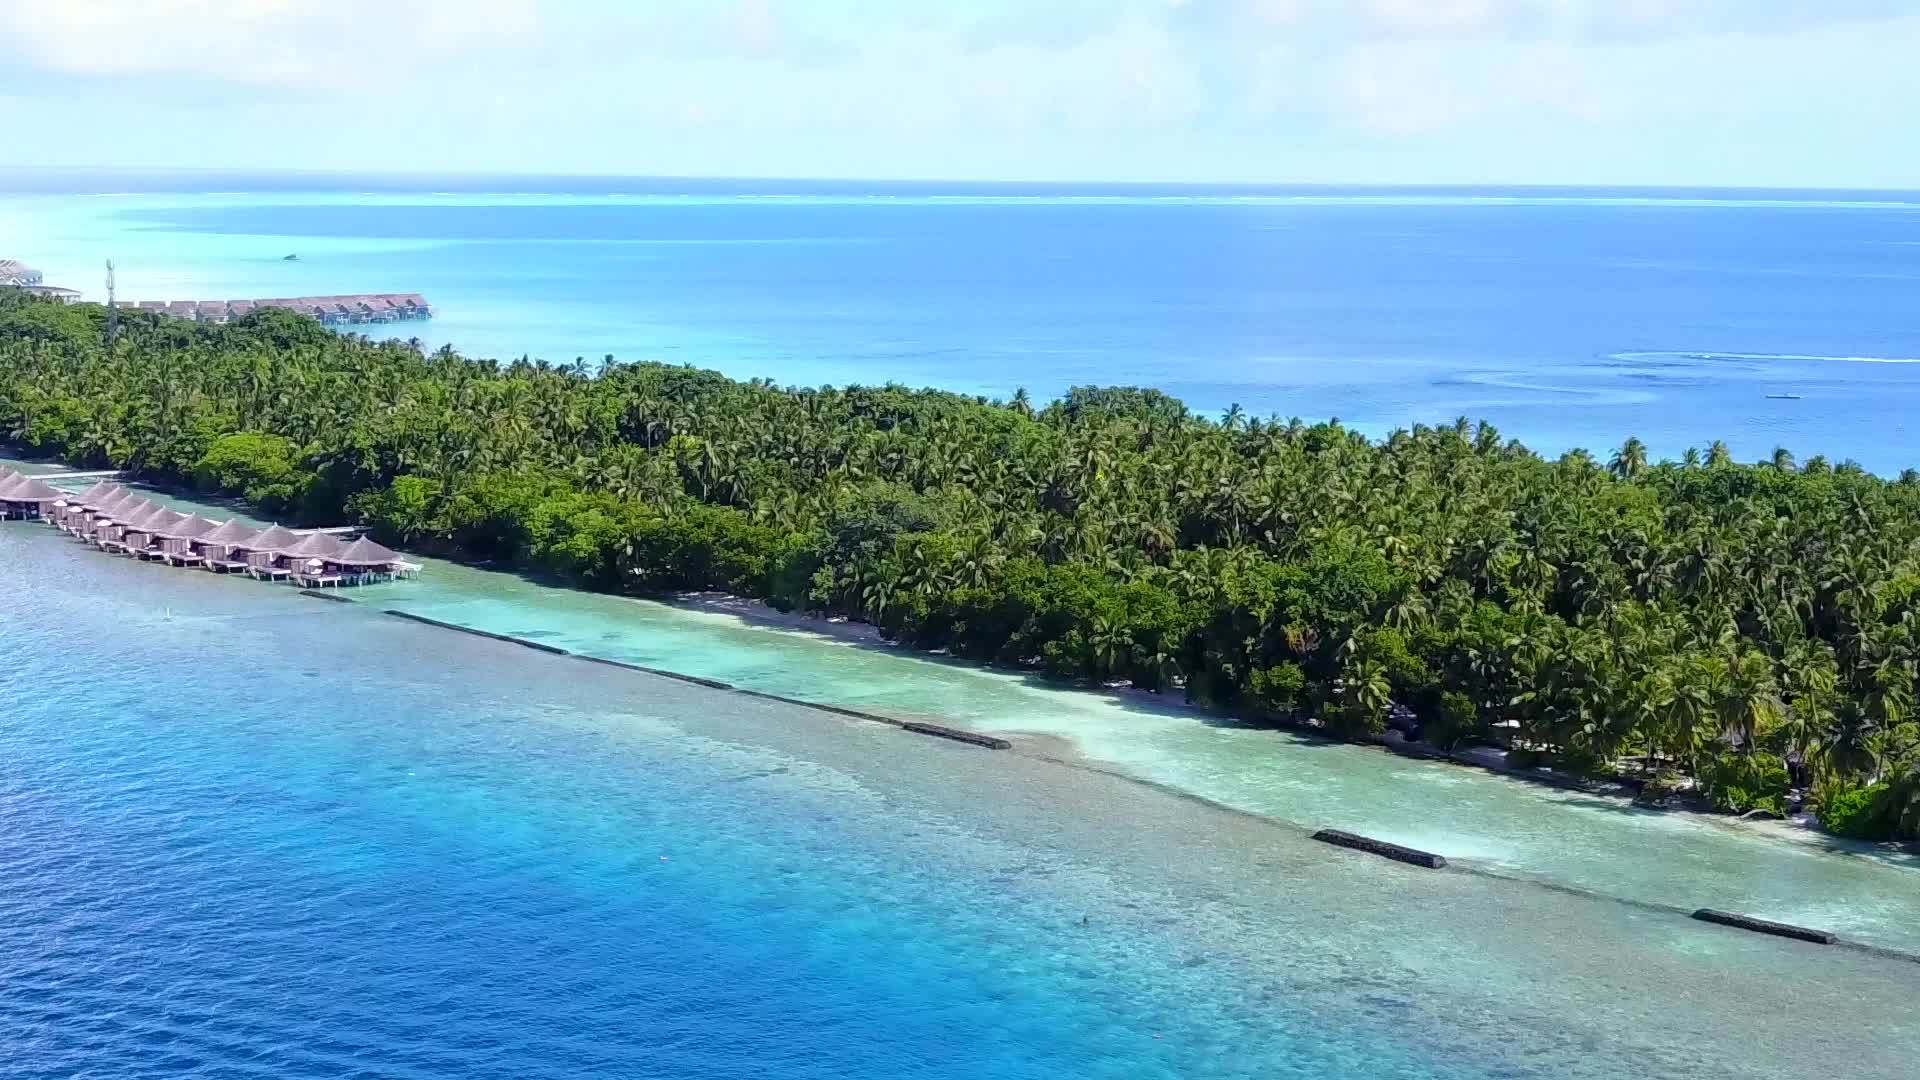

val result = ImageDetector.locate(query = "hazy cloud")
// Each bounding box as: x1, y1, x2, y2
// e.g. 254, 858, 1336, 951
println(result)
0, 0, 1914, 185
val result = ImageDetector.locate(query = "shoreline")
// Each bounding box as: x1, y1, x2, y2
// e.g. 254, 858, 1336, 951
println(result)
14, 454, 1915, 865
9, 487, 1920, 972
669, 587, 1913, 858
12, 526, 1920, 1080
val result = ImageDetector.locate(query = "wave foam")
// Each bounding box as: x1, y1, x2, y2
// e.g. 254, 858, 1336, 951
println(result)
1613, 350, 1920, 365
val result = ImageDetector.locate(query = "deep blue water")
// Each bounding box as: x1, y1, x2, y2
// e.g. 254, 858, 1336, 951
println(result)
9, 176, 1920, 469
11, 519, 1602, 1080
2, 525, 1448, 1079
9, 521, 1920, 1079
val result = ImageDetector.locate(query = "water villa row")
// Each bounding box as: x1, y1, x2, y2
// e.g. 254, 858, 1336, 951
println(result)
4, 257, 431, 322
121, 293, 433, 326
1, 468, 420, 588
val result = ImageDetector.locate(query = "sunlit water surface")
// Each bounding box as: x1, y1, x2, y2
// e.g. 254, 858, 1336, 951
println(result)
5, 516, 1920, 1079
6, 178, 1920, 469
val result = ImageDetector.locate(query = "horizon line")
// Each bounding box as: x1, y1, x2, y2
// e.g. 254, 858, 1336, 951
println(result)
2, 166, 1917, 196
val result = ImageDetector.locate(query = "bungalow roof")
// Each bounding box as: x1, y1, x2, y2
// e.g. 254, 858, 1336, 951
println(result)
242, 524, 304, 552
334, 536, 402, 566
156, 514, 220, 540
201, 519, 260, 546
279, 531, 346, 559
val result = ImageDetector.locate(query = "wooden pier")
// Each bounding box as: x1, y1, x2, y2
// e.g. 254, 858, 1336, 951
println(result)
31, 469, 123, 480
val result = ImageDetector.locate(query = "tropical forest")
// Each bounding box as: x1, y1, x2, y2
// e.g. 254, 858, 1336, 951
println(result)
2, 293, 1916, 841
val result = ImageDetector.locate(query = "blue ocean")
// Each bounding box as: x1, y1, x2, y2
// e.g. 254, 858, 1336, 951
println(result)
8, 176, 1920, 1077
6, 174, 1920, 469
5, 520, 1919, 1080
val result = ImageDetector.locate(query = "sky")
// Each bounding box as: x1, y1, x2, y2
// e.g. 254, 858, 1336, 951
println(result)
1, 0, 1916, 187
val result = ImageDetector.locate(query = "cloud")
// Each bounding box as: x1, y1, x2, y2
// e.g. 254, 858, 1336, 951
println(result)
0, 0, 1916, 185
0, 0, 539, 88
1191, 0, 1918, 41
1329, 38, 1602, 137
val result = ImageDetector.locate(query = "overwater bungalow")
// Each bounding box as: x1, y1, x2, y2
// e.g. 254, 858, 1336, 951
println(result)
67, 480, 117, 508
96, 499, 158, 550
0, 474, 67, 519
156, 515, 221, 566
66, 486, 117, 536
61, 482, 123, 532
92, 488, 138, 515
82, 488, 139, 533
335, 536, 419, 582
241, 524, 305, 580
284, 530, 343, 568
199, 519, 261, 572
281, 531, 349, 585
100, 491, 148, 517
116, 293, 431, 325
6, 476, 422, 589
123, 508, 190, 558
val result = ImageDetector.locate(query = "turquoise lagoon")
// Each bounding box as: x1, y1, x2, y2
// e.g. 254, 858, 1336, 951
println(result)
5, 505, 1920, 1078
25, 466, 1920, 955
7, 178, 1920, 469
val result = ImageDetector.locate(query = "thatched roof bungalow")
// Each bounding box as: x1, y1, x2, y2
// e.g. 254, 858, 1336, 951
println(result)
335, 536, 402, 567
0, 475, 66, 518
279, 531, 347, 560
71, 480, 118, 506
240, 524, 304, 578
96, 493, 148, 520
123, 508, 189, 555
199, 519, 260, 571
156, 515, 221, 563
241, 524, 303, 553
156, 514, 220, 541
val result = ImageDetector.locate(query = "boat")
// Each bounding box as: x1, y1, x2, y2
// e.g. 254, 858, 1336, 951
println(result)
283, 254, 299, 261
1765, 393, 1801, 400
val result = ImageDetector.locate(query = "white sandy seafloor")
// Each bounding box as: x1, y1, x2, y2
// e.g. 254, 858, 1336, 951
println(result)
15, 462, 1920, 957
6, 515, 1920, 1080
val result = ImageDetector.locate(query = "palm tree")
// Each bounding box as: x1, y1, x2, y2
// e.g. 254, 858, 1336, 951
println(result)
13, 288, 1920, 843
1820, 702, 1883, 781
1609, 437, 1648, 480
1334, 656, 1393, 734
1090, 615, 1134, 682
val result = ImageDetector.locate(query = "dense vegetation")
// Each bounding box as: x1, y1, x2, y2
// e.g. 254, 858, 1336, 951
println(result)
3, 294, 1917, 841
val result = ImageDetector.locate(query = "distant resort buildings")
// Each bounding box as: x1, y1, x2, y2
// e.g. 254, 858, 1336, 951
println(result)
2, 258, 431, 325
125, 293, 433, 326
0, 260, 81, 303
2, 466, 421, 589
